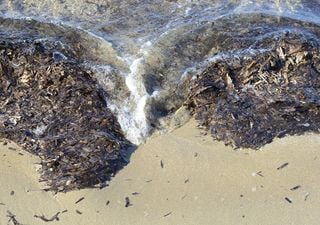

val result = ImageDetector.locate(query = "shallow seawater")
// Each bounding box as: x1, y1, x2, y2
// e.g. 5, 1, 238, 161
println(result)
0, 0, 320, 144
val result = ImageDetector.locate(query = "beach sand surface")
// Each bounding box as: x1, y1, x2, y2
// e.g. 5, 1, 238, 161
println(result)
1, 119, 320, 225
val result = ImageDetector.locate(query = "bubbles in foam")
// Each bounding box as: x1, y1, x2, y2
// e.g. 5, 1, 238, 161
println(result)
122, 57, 150, 144
101, 42, 153, 145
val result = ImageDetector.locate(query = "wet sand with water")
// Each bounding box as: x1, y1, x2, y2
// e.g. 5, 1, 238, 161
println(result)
1, 119, 320, 225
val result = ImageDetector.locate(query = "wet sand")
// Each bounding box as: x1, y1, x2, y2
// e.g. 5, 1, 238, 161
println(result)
1, 119, 320, 225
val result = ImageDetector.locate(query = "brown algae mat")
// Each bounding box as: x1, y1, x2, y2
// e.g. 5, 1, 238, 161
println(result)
186, 32, 320, 149
0, 39, 132, 192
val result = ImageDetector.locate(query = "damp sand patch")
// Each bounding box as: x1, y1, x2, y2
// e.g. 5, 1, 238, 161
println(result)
186, 33, 320, 149
0, 39, 133, 192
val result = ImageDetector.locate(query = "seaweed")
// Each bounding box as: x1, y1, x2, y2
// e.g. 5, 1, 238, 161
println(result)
185, 32, 320, 149
0, 39, 133, 192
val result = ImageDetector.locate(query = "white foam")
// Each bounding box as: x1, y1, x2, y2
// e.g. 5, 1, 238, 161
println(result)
122, 57, 150, 144
89, 56, 151, 145
104, 42, 154, 145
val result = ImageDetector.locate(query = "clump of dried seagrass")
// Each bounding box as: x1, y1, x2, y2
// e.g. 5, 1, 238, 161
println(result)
186, 33, 320, 149
0, 39, 132, 192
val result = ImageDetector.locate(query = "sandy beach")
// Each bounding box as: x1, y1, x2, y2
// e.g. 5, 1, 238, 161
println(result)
1, 119, 320, 225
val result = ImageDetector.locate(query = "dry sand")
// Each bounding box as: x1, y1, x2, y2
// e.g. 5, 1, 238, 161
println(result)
1, 119, 320, 225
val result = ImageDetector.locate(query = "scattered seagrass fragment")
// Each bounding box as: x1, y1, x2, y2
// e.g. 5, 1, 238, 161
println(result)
75, 197, 85, 204
285, 197, 293, 203
254, 171, 264, 177
304, 193, 310, 201
0, 39, 132, 192
34, 212, 60, 222
186, 33, 320, 149
290, 185, 301, 191
277, 163, 289, 170
7, 210, 23, 225
125, 197, 132, 207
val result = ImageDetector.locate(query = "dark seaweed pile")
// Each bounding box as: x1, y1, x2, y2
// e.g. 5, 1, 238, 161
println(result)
0, 39, 132, 192
186, 33, 320, 149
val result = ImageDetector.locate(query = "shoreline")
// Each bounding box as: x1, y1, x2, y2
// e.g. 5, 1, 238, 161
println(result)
1, 119, 320, 225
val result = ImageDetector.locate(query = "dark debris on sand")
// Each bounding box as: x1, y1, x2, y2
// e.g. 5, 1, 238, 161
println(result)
7, 210, 23, 225
0, 39, 132, 192
185, 33, 320, 149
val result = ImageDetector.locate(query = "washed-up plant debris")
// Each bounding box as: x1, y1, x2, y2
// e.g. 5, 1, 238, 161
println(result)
0, 39, 132, 192
186, 33, 320, 149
